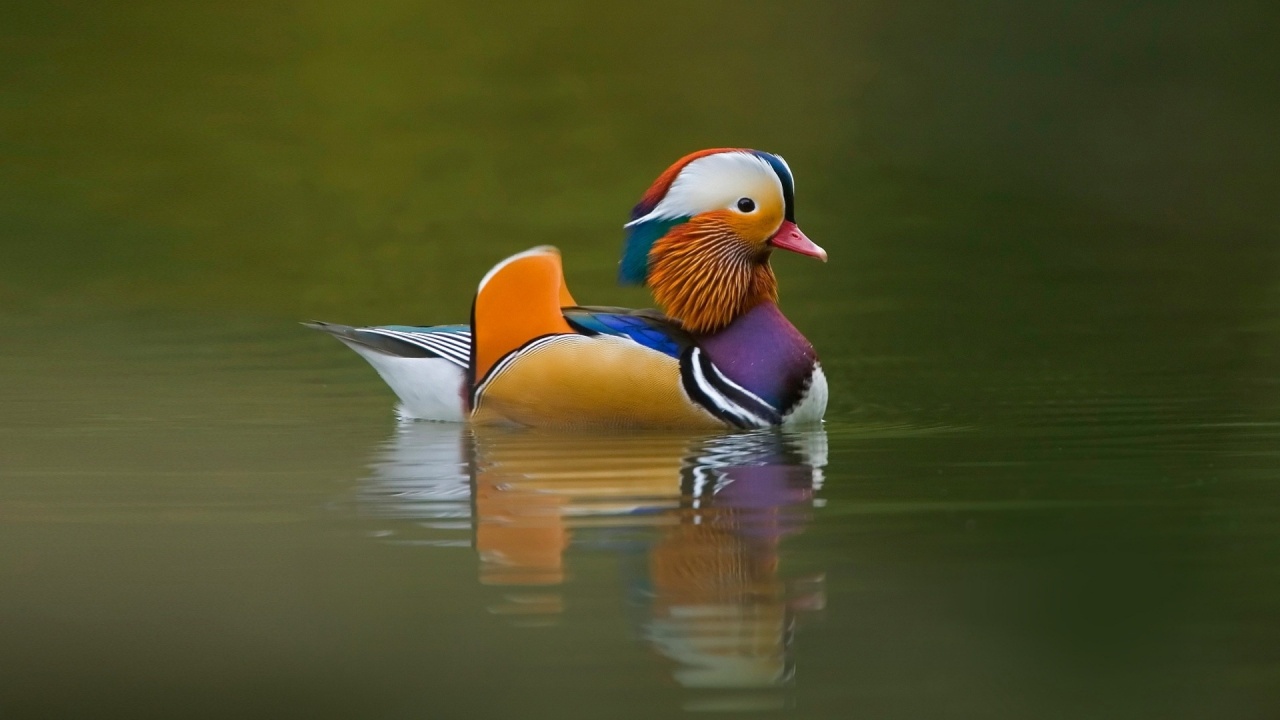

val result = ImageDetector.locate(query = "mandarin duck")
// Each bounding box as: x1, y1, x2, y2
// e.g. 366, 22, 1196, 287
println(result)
309, 148, 828, 429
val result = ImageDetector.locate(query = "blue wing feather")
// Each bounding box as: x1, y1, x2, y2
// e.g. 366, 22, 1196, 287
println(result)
563, 309, 688, 359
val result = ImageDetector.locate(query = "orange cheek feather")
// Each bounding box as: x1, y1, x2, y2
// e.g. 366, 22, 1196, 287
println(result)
716, 199, 784, 247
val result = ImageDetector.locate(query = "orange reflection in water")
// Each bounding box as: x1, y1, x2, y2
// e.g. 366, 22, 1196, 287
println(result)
361, 422, 826, 692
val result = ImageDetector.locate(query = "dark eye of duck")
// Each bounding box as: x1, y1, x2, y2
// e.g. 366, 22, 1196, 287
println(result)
736, 197, 756, 213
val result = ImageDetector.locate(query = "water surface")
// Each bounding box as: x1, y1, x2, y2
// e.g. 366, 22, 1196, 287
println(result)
2, 2, 1279, 718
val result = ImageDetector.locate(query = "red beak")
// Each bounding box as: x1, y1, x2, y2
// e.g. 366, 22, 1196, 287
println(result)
769, 221, 827, 262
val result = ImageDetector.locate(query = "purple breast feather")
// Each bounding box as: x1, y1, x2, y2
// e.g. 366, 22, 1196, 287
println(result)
696, 302, 817, 411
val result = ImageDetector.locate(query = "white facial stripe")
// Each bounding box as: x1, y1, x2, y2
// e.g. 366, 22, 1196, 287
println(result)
624, 151, 784, 228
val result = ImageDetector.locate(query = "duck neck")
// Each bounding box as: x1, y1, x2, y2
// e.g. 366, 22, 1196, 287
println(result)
694, 301, 817, 413
647, 218, 778, 334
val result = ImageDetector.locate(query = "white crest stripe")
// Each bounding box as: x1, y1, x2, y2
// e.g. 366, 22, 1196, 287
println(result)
623, 151, 784, 228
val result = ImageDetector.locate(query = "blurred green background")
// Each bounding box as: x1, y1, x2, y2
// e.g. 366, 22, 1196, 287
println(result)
3, 2, 1280, 719
4, 0, 1275, 321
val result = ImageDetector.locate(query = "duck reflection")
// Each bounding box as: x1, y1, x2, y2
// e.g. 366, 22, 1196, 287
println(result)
359, 422, 826, 693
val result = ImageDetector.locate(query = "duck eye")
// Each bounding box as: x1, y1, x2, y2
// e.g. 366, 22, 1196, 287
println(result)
736, 197, 756, 213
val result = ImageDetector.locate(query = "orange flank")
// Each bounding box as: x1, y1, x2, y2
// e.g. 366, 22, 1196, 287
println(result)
473, 335, 721, 429
472, 246, 576, 384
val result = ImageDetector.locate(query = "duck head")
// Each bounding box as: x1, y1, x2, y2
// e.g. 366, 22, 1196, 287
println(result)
620, 148, 826, 334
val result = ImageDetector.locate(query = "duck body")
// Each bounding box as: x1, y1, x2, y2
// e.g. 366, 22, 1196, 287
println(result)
310, 148, 829, 429
309, 293, 827, 429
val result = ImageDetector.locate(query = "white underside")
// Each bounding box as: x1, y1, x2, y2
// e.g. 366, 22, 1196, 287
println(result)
345, 343, 467, 422
781, 364, 828, 426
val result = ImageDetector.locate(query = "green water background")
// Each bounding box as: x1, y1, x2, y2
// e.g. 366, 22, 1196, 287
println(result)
2, 2, 1279, 718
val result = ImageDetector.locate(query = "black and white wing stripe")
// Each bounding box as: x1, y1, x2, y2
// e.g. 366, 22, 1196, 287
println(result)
305, 322, 471, 368
361, 328, 471, 368
679, 348, 782, 429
